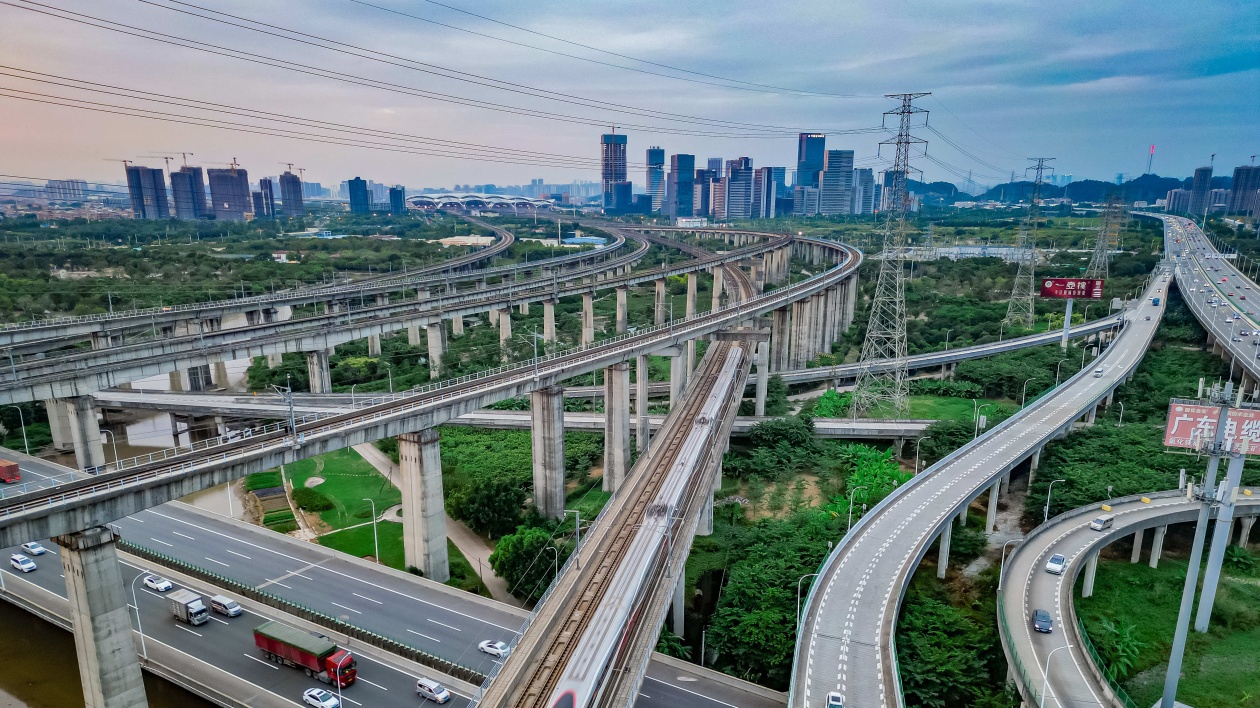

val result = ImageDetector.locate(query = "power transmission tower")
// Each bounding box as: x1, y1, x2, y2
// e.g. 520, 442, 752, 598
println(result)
1006, 157, 1054, 329
1087, 198, 1125, 279
851, 92, 929, 416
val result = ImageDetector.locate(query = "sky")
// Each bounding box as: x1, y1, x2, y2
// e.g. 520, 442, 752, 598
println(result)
1, 0, 1257, 191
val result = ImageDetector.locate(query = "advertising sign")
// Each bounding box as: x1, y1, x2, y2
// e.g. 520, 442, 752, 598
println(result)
1039, 278, 1104, 299
1165, 403, 1260, 454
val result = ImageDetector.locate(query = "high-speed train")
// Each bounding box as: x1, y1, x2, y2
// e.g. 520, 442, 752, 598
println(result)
547, 346, 745, 708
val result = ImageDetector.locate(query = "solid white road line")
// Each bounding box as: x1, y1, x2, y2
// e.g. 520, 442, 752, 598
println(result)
330, 601, 361, 614
406, 629, 440, 643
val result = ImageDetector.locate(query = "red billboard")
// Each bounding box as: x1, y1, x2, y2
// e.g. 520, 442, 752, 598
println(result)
1040, 278, 1104, 299
1165, 403, 1260, 454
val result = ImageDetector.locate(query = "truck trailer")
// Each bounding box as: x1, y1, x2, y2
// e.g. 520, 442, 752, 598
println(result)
0, 460, 19, 484
168, 589, 209, 626
253, 620, 357, 687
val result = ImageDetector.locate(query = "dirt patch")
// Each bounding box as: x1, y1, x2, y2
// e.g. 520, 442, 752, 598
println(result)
304, 476, 326, 488
379, 504, 402, 523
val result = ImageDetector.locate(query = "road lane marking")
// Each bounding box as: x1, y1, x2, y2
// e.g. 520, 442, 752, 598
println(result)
204, 557, 230, 567
262, 579, 292, 589
171, 532, 195, 541
244, 653, 279, 669
176, 625, 202, 636
330, 602, 361, 614
226, 549, 252, 559
644, 676, 737, 706
357, 677, 387, 690
427, 618, 459, 631
150, 538, 173, 547
351, 592, 382, 604
210, 616, 230, 625
406, 629, 440, 642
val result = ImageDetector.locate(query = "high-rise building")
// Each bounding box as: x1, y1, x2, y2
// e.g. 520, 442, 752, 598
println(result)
710, 178, 728, 220
251, 192, 266, 218
818, 150, 855, 215
278, 171, 304, 217
646, 147, 665, 212
723, 157, 754, 219
45, 179, 87, 201
793, 186, 820, 216
852, 168, 875, 215
207, 167, 250, 221
610, 181, 634, 213
347, 177, 371, 213
1165, 189, 1191, 214
1229, 166, 1260, 214
797, 133, 826, 188
707, 158, 723, 173
768, 167, 789, 199
389, 186, 406, 215
753, 167, 778, 219
693, 168, 717, 216
124, 165, 169, 220
601, 133, 628, 209
257, 178, 276, 218
879, 170, 908, 212
1188, 165, 1213, 217
1209, 188, 1231, 212
170, 166, 208, 220
666, 154, 695, 219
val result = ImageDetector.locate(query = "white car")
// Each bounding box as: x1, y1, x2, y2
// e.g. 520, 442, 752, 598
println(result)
20, 542, 47, 556
1045, 553, 1067, 575
143, 575, 173, 592
302, 688, 340, 708
9, 554, 36, 572
826, 692, 845, 707
478, 640, 510, 658
416, 677, 452, 704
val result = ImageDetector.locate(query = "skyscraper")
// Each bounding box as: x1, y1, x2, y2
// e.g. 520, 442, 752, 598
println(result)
45, 179, 86, 201
852, 168, 875, 215
170, 166, 208, 220
601, 133, 628, 209
389, 186, 406, 215
1229, 165, 1260, 215
710, 178, 728, 220
724, 157, 754, 219
646, 147, 665, 212
278, 171, 304, 217
124, 165, 169, 220
793, 187, 820, 216
797, 133, 826, 188
1166, 189, 1192, 213
666, 154, 695, 219
753, 167, 777, 219
768, 167, 789, 199
707, 158, 723, 173
693, 167, 717, 216
1188, 165, 1213, 217
347, 177, 371, 213
257, 178, 277, 218
207, 167, 250, 221
818, 150, 855, 215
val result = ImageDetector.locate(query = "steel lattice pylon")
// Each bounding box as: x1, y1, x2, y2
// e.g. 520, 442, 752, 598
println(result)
1087, 198, 1125, 279
851, 93, 929, 416
1005, 157, 1054, 329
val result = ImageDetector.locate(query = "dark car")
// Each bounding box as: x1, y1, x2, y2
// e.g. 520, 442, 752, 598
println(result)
1032, 608, 1054, 633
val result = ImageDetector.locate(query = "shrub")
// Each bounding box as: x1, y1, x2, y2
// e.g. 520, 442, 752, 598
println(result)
292, 487, 335, 512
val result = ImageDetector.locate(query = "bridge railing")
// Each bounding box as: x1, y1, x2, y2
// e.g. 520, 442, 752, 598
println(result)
995, 594, 1043, 706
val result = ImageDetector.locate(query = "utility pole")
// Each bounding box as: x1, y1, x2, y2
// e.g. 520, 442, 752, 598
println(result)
1006, 157, 1054, 329
851, 92, 929, 415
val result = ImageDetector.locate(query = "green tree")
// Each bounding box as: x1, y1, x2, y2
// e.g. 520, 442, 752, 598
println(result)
488, 526, 569, 603
447, 469, 527, 537
655, 628, 692, 659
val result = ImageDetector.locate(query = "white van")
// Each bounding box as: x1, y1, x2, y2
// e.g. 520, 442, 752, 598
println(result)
209, 595, 242, 617
1089, 514, 1115, 531
1093, 368, 1104, 378
416, 677, 451, 704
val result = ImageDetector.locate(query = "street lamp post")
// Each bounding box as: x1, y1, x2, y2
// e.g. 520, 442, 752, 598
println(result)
101, 430, 119, 470
1039, 644, 1074, 708
362, 498, 379, 563
334, 651, 349, 706
945, 328, 953, 350
3, 406, 28, 455
796, 572, 819, 628
1021, 378, 1035, 408
385, 364, 393, 393
998, 538, 1023, 590
1055, 358, 1068, 386
915, 436, 929, 473
350, 383, 357, 406
1117, 401, 1125, 426
847, 486, 868, 528
974, 404, 994, 439
129, 572, 148, 659
1044, 478, 1067, 523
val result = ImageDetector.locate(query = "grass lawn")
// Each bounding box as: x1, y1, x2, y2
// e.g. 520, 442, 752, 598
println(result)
1078, 555, 1260, 707
318, 521, 489, 597
280, 448, 400, 531
865, 395, 1013, 422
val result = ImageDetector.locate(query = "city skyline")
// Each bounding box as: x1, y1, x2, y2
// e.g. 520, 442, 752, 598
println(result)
2, 0, 1256, 190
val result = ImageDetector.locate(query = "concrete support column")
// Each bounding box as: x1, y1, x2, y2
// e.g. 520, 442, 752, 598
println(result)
844, 274, 859, 331
685, 273, 698, 377
771, 308, 790, 371
654, 279, 667, 326
1130, 528, 1145, 563
1239, 516, 1256, 548
790, 299, 808, 368
1085, 405, 1097, 426
582, 292, 595, 345
986, 479, 1000, 533
267, 353, 283, 368
1149, 525, 1167, 568
451, 315, 464, 337
671, 573, 685, 637
519, 301, 530, 315
305, 350, 332, 393
426, 323, 445, 379
67, 396, 106, 470
755, 340, 770, 417
636, 355, 650, 452
543, 300, 557, 343
669, 354, 687, 408
615, 287, 628, 333
603, 362, 631, 493
1081, 551, 1099, 598
54, 527, 149, 708
46, 398, 74, 451
399, 430, 449, 582
368, 334, 382, 357
212, 360, 229, 388
937, 518, 953, 579
167, 369, 190, 392
711, 268, 724, 311
407, 325, 421, 346
1029, 447, 1042, 485
530, 386, 566, 520
498, 307, 512, 360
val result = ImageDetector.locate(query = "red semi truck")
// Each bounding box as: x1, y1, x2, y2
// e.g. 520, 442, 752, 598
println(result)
253, 621, 357, 688
0, 460, 19, 484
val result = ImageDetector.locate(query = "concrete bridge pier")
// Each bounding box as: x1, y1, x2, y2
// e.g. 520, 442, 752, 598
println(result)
543, 300, 557, 343
368, 334, 382, 357
451, 315, 464, 337
54, 526, 149, 708
670, 573, 685, 637
1028, 446, 1042, 485
399, 430, 449, 582
654, 279, 667, 326
615, 287, 628, 333
770, 308, 790, 371
685, 273, 698, 377
426, 323, 445, 379
1130, 528, 1145, 563
407, 325, 422, 347
1239, 516, 1256, 548
1081, 551, 1099, 598
66, 396, 106, 470
1084, 405, 1097, 426
636, 355, 650, 452
669, 353, 687, 408
46, 398, 75, 451
498, 307, 512, 361
603, 362, 631, 493
711, 268, 724, 311
1149, 525, 1167, 568
937, 516, 953, 579
267, 353, 283, 368
754, 340, 770, 416
530, 386, 565, 520
305, 350, 332, 394
985, 479, 1000, 533
582, 292, 595, 346
519, 301, 530, 315
90, 332, 122, 350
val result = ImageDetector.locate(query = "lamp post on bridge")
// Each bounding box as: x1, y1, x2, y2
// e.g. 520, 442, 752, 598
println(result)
362, 498, 379, 563
847, 485, 868, 529
3, 405, 28, 455
1044, 478, 1067, 523
796, 572, 819, 629
915, 437, 929, 473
